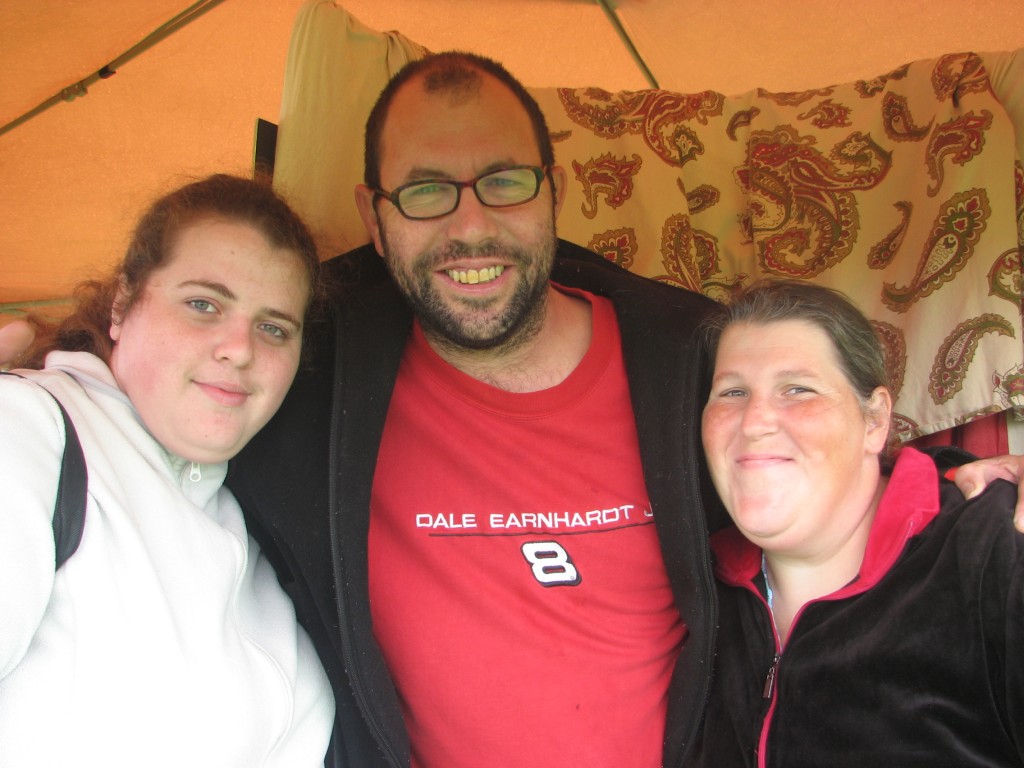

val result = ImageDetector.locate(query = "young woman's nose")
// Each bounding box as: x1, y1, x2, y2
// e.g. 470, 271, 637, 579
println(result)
213, 319, 255, 367
739, 392, 778, 438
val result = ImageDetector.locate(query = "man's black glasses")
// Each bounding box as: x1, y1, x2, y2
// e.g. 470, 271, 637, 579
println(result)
373, 166, 548, 220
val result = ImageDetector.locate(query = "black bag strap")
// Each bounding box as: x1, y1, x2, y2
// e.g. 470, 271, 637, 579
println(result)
2, 372, 88, 568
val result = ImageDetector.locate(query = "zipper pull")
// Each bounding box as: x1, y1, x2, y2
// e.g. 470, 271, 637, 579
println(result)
763, 654, 780, 699
189, 462, 202, 482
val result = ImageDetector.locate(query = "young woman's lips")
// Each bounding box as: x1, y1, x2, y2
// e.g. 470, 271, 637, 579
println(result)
736, 453, 790, 469
195, 381, 249, 407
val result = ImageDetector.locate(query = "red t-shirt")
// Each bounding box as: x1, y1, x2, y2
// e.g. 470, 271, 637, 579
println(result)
369, 289, 685, 768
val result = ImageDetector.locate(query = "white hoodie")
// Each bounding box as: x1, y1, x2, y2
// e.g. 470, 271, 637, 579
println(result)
0, 351, 334, 767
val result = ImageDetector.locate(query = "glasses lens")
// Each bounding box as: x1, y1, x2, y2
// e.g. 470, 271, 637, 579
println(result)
396, 182, 459, 219
475, 167, 541, 207
390, 167, 543, 219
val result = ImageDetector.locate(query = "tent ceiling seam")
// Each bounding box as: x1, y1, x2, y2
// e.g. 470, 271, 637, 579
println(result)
1, 299, 71, 314
594, 0, 659, 89
0, 0, 227, 139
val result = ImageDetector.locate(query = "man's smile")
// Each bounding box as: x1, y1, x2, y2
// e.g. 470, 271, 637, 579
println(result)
445, 265, 505, 284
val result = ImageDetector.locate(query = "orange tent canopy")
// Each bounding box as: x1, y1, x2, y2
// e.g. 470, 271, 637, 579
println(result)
2, 0, 1023, 307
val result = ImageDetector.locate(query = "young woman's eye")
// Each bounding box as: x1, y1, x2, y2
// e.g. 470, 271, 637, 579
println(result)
717, 388, 747, 399
187, 298, 216, 313
785, 385, 814, 396
258, 322, 289, 340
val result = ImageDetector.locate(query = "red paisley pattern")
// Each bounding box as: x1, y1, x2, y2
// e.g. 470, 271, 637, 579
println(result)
987, 247, 1023, 306
756, 87, 833, 107
535, 51, 1022, 441
797, 99, 852, 129
931, 52, 992, 103
882, 189, 990, 312
929, 314, 1014, 404
727, 108, 760, 140
867, 201, 912, 270
738, 126, 891, 277
925, 111, 993, 196
572, 153, 642, 219
558, 87, 723, 167
854, 64, 911, 98
586, 228, 638, 271
881, 93, 932, 142
993, 364, 1024, 411
891, 412, 920, 438
656, 213, 741, 300
682, 183, 720, 215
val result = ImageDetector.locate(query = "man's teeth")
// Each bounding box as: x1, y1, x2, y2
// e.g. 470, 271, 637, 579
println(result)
446, 265, 505, 284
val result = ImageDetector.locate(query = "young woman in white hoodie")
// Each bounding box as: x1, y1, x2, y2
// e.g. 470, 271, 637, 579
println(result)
0, 174, 334, 767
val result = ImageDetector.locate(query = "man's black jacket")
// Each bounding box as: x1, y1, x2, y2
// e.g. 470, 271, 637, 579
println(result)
229, 239, 727, 767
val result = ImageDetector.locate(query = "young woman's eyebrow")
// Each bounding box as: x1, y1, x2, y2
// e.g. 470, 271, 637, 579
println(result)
177, 279, 235, 300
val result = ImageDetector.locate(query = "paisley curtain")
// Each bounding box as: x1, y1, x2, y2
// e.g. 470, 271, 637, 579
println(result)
274, 0, 1024, 450
536, 53, 1024, 445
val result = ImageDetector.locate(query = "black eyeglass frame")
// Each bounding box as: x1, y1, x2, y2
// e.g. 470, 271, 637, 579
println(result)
372, 165, 550, 221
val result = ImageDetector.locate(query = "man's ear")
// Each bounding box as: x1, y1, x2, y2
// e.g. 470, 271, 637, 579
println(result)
549, 165, 568, 219
355, 184, 385, 257
864, 386, 893, 455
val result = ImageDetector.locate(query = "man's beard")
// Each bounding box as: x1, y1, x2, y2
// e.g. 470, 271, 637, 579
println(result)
380, 222, 556, 354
